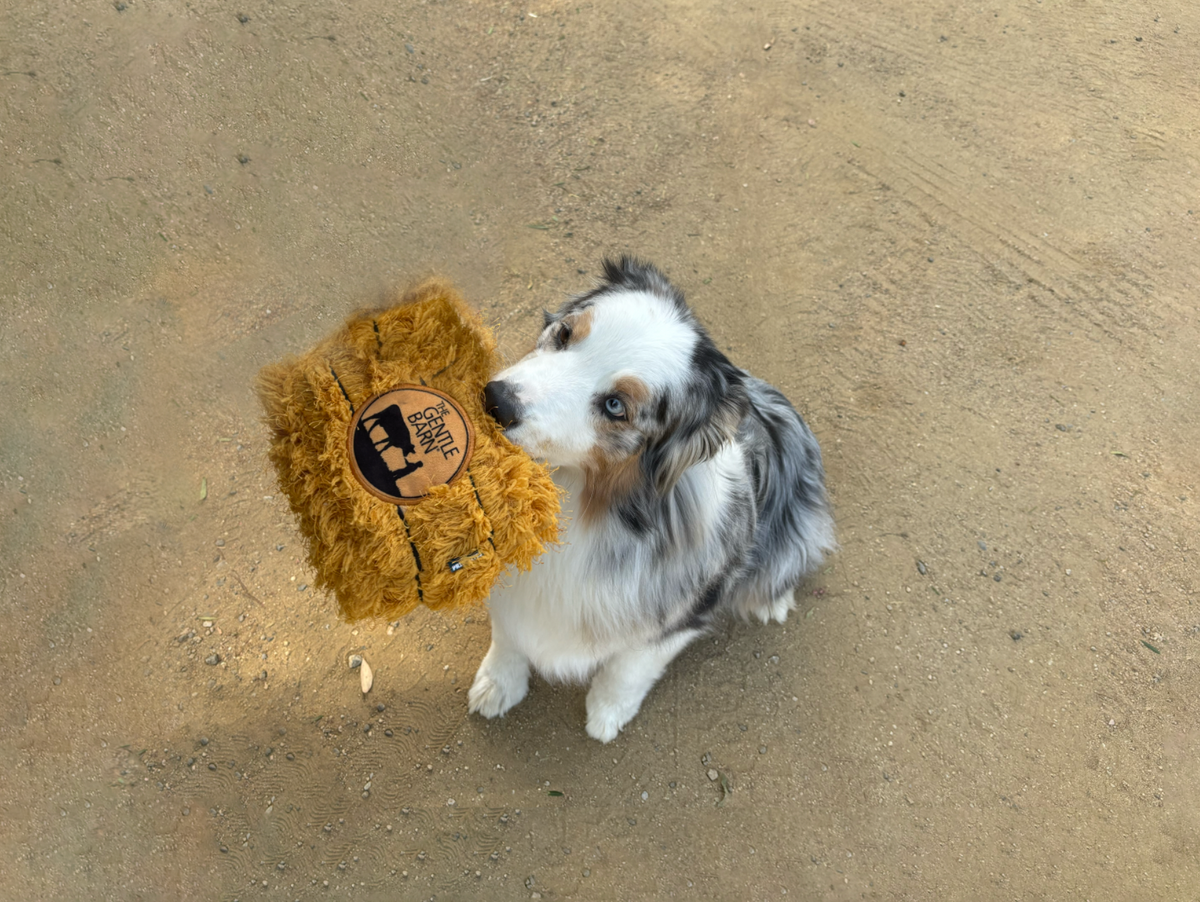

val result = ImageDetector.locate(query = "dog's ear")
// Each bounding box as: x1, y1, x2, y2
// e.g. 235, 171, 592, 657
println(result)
542, 309, 556, 330
644, 343, 749, 495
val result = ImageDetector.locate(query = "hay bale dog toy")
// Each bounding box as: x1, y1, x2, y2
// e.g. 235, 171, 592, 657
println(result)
256, 279, 560, 621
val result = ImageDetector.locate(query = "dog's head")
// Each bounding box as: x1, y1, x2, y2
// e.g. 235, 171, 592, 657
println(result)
485, 257, 748, 517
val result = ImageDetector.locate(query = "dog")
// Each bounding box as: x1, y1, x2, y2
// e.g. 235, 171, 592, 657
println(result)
471, 256, 835, 742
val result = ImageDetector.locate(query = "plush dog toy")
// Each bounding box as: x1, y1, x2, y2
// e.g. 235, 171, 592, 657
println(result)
256, 279, 560, 621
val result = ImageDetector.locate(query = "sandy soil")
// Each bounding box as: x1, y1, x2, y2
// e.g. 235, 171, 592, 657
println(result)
2, 0, 1198, 899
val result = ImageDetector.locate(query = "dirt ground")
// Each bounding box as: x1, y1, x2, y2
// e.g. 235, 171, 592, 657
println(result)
2, 0, 1198, 899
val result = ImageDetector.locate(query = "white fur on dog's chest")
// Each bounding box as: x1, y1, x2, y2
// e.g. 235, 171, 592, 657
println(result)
485, 454, 740, 682
486, 470, 649, 681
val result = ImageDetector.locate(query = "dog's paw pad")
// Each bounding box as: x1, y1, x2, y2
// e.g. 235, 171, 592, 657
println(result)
467, 672, 527, 719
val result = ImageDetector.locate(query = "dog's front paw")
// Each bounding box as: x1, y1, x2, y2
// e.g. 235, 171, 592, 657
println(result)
585, 688, 639, 743
468, 662, 528, 719
756, 592, 796, 625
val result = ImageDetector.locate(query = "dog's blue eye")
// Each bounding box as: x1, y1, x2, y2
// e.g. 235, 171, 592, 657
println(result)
604, 396, 626, 419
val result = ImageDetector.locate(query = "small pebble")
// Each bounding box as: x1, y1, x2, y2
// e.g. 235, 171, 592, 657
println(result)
707, 768, 719, 781
205, 653, 221, 665
215, 539, 225, 547
208, 763, 218, 771
360, 659, 374, 693
640, 791, 648, 801
199, 737, 209, 746
348, 654, 362, 669
916, 560, 927, 575
760, 745, 768, 754
298, 583, 308, 592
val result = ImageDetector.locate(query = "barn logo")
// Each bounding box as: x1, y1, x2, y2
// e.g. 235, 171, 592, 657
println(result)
347, 386, 474, 505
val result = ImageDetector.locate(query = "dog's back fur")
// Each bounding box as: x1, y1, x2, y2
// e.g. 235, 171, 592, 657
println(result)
470, 257, 835, 741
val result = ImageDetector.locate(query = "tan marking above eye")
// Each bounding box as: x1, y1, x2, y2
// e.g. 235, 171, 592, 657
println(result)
558, 307, 593, 348
610, 375, 651, 416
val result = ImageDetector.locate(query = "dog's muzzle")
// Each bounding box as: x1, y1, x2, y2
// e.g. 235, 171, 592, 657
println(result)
483, 380, 523, 430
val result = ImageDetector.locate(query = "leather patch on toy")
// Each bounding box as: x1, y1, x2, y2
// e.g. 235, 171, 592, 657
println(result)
347, 386, 475, 505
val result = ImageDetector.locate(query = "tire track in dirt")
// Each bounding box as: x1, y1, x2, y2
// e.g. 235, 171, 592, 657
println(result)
841, 141, 1163, 341
740, 2, 1183, 339
806, 7, 1089, 121
743, 82, 1161, 347
804, 2, 1198, 154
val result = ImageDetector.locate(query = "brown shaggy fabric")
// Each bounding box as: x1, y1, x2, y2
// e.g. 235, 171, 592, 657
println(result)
256, 279, 560, 620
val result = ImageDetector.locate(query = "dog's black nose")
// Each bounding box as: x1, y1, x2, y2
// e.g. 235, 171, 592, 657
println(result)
483, 380, 523, 430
